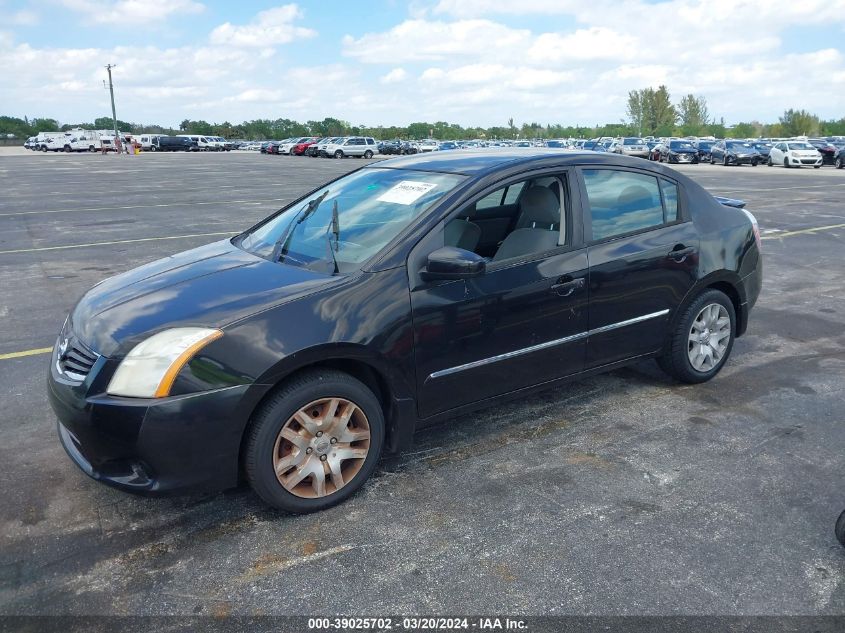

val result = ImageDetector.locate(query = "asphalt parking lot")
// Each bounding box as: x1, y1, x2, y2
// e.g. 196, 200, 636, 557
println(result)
1, 149, 844, 617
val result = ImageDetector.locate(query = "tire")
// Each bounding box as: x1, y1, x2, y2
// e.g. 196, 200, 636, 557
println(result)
364, 150, 373, 159
334, 150, 344, 159
709, 156, 715, 165
657, 289, 736, 384
836, 510, 845, 548
41, 146, 47, 152
784, 157, 790, 169
244, 369, 384, 513
835, 157, 843, 169
751, 159, 758, 167
723, 155, 729, 167
767, 156, 772, 167
150, 145, 157, 152
813, 165, 821, 169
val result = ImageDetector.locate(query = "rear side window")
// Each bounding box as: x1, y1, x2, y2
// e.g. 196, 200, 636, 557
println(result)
583, 169, 665, 240
660, 179, 679, 222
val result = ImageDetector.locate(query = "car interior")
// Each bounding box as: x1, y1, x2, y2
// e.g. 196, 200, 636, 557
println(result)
444, 176, 567, 263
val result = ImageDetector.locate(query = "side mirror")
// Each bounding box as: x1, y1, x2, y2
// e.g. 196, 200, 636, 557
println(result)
420, 246, 486, 282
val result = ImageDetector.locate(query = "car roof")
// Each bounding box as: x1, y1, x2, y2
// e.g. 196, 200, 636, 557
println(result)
368, 149, 667, 176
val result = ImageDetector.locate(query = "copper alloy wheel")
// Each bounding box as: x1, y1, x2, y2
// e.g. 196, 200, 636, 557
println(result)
272, 398, 371, 498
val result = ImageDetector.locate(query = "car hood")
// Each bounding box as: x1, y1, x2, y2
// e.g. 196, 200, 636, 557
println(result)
71, 239, 336, 356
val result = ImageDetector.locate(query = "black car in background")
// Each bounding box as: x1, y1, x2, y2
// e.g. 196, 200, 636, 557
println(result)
835, 146, 845, 169
48, 150, 762, 513
750, 141, 773, 160
710, 140, 761, 166
694, 140, 715, 163
378, 140, 403, 155
154, 136, 198, 152
659, 139, 699, 164
807, 139, 838, 165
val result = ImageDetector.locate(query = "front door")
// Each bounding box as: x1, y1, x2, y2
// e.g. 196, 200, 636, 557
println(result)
410, 171, 588, 419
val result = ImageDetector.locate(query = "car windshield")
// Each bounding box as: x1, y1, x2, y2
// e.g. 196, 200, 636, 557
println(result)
726, 142, 752, 149
624, 138, 645, 145
236, 168, 466, 273
787, 142, 815, 150
698, 141, 713, 149
670, 141, 694, 149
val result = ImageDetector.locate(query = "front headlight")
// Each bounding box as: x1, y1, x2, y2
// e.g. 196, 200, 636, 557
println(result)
106, 328, 223, 398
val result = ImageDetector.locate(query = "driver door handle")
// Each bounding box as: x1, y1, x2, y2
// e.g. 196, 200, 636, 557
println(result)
551, 277, 585, 297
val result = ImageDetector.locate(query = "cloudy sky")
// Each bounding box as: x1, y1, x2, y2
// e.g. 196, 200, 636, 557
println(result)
1, 0, 844, 128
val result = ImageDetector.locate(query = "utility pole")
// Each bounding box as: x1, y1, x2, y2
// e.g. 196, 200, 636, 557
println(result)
105, 64, 119, 150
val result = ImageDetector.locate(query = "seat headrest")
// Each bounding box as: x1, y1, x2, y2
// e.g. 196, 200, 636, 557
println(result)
518, 186, 560, 228
617, 185, 654, 209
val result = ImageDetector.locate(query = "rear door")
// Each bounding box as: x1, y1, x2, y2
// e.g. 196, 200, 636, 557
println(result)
579, 167, 699, 368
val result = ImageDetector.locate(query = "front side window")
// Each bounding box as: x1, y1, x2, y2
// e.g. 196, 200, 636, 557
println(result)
583, 169, 666, 241
237, 168, 465, 273
445, 175, 568, 264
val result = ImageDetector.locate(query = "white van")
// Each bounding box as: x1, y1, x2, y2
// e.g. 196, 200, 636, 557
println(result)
138, 134, 161, 151
177, 135, 219, 151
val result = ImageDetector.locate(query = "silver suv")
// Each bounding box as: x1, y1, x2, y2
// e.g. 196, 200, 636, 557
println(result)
614, 137, 649, 158
327, 136, 378, 159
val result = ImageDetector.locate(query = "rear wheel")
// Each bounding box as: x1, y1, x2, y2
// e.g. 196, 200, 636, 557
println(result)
244, 369, 384, 513
836, 510, 845, 548
657, 289, 736, 384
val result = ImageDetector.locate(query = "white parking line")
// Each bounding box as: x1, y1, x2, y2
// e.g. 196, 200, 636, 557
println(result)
761, 223, 845, 240
716, 183, 845, 195
0, 231, 239, 255
0, 198, 288, 218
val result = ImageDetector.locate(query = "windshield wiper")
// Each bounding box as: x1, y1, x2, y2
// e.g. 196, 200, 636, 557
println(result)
325, 199, 340, 274
271, 189, 329, 263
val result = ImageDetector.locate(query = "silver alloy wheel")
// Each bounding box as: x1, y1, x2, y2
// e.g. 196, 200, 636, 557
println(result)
687, 303, 731, 373
272, 397, 371, 499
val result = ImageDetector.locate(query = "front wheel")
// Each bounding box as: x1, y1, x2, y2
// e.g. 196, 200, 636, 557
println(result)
767, 156, 773, 167
710, 156, 715, 165
334, 150, 344, 159
784, 157, 790, 169
364, 150, 373, 159
657, 289, 736, 384
835, 157, 843, 169
723, 155, 729, 166
244, 369, 384, 513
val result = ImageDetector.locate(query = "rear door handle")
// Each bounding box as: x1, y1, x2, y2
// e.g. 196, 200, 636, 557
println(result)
668, 246, 695, 262
551, 277, 585, 297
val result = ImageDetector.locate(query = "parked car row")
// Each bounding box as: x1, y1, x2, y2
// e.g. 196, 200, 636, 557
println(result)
261, 136, 380, 159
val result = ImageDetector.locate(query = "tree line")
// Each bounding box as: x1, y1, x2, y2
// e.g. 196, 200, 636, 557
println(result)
626, 86, 844, 138
2, 91, 844, 142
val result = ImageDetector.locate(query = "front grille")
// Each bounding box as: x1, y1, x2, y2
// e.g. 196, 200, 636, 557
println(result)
800, 159, 818, 165
57, 337, 100, 381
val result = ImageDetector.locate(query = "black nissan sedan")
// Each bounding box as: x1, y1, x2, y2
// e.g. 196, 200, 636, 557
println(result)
48, 151, 762, 513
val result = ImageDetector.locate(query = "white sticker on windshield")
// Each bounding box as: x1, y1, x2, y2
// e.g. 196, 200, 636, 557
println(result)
377, 181, 437, 205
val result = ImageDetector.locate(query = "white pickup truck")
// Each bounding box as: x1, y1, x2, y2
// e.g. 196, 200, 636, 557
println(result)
45, 133, 101, 153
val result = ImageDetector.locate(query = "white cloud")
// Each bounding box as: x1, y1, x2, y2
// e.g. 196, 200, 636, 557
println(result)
10, 10, 40, 26
57, 0, 204, 24
209, 4, 316, 48
343, 19, 531, 63
380, 67, 407, 83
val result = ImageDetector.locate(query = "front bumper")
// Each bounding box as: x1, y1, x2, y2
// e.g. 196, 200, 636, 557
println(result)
48, 351, 260, 494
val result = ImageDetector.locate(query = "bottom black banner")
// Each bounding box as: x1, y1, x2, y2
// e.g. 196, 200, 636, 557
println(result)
2, 616, 845, 633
